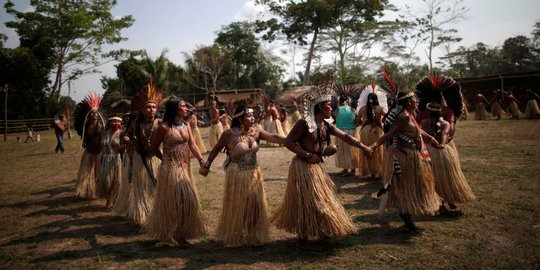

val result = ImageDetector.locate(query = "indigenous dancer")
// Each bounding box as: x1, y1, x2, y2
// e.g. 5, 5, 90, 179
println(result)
506, 90, 523, 119
490, 89, 505, 120
188, 110, 207, 154
97, 116, 125, 208
524, 89, 540, 119
113, 113, 137, 216
74, 92, 105, 199
263, 100, 286, 146
421, 102, 475, 211
373, 91, 442, 232
272, 78, 373, 241
147, 97, 207, 247
208, 101, 223, 148
357, 92, 386, 179
278, 103, 291, 135
125, 81, 162, 226
334, 95, 359, 177
290, 98, 302, 123
200, 106, 286, 247
473, 93, 489, 120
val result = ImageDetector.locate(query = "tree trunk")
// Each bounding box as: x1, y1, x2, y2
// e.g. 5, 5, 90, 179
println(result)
303, 28, 319, 86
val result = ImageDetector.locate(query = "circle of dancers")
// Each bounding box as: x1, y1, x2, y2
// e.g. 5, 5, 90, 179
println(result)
71, 71, 538, 248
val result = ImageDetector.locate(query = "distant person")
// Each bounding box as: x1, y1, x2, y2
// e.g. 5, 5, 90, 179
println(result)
505, 90, 523, 119
278, 103, 290, 135
53, 115, 66, 153
25, 125, 34, 143
334, 95, 359, 177
473, 93, 489, 120
490, 89, 505, 120
208, 101, 223, 148
524, 89, 540, 119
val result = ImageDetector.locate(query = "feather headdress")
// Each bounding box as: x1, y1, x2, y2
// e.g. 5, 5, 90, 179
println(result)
74, 92, 105, 148
298, 71, 336, 133
415, 73, 464, 119
131, 79, 163, 112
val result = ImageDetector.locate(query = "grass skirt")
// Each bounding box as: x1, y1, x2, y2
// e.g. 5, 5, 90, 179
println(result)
216, 163, 269, 246
127, 154, 159, 226
209, 122, 223, 148
113, 155, 131, 216
192, 126, 207, 153
380, 146, 393, 184
359, 125, 384, 178
474, 103, 488, 120
281, 118, 291, 135
272, 157, 356, 239
427, 142, 475, 205
97, 153, 121, 202
334, 129, 359, 169
291, 111, 301, 123
524, 99, 540, 118
266, 118, 285, 146
75, 150, 98, 199
491, 102, 504, 118
147, 162, 206, 242
460, 104, 469, 120
507, 101, 523, 118
387, 148, 441, 216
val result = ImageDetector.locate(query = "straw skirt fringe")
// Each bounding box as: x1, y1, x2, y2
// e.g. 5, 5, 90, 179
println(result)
192, 126, 207, 153
387, 148, 441, 216
291, 111, 301, 123
272, 157, 356, 239
127, 154, 159, 226
507, 101, 523, 118
97, 153, 121, 202
359, 125, 384, 178
427, 141, 475, 205
147, 162, 206, 242
113, 155, 131, 216
380, 146, 393, 184
266, 118, 285, 146
474, 103, 488, 120
209, 123, 223, 148
334, 129, 359, 169
524, 99, 540, 118
216, 163, 269, 246
491, 102, 504, 118
75, 150, 98, 199
281, 118, 291, 135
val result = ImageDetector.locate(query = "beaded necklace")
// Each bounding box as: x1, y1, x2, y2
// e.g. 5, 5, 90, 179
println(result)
239, 126, 256, 148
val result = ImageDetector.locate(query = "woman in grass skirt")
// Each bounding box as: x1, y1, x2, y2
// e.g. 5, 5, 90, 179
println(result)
74, 92, 104, 199
421, 102, 475, 211
147, 97, 207, 247
473, 93, 489, 120
272, 79, 373, 241
97, 116, 125, 208
188, 111, 207, 154
200, 105, 286, 247
373, 92, 442, 232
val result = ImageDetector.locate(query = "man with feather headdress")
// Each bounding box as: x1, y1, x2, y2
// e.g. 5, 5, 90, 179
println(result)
74, 92, 105, 199
123, 80, 163, 226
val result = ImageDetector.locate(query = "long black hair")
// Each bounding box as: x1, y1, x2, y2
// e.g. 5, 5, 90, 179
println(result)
366, 92, 379, 123
231, 105, 248, 128
384, 92, 413, 134
428, 102, 442, 135
162, 96, 181, 126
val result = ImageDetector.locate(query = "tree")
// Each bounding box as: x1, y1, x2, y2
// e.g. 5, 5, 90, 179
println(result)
4, 0, 134, 107
192, 45, 231, 98
256, 0, 388, 86
402, 0, 467, 72
501, 35, 537, 72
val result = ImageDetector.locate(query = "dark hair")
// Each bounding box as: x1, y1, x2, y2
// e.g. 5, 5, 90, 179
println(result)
162, 96, 181, 126
428, 102, 442, 135
366, 93, 379, 123
339, 95, 348, 105
231, 105, 248, 128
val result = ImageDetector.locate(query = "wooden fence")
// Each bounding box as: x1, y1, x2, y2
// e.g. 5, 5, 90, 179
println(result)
0, 117, 74, 134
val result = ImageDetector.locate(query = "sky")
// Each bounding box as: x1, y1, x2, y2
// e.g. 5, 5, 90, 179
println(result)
1, 0, 539, 102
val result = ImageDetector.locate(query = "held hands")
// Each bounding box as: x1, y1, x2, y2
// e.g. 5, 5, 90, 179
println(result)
362, 144, 374, 158
308, 154, 322, 164
199, 166, 210, 176
429, 137, 444, 149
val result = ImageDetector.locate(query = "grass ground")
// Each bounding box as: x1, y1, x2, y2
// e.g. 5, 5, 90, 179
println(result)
0, 115, 539, 269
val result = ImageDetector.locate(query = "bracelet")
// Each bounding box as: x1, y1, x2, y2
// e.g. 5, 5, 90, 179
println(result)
204, 160, 212, 169
304, 152, 313, 159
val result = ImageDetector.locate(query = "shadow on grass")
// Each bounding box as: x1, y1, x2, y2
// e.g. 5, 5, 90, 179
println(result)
30, 228, 414, 268
3, 215, 140, 247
